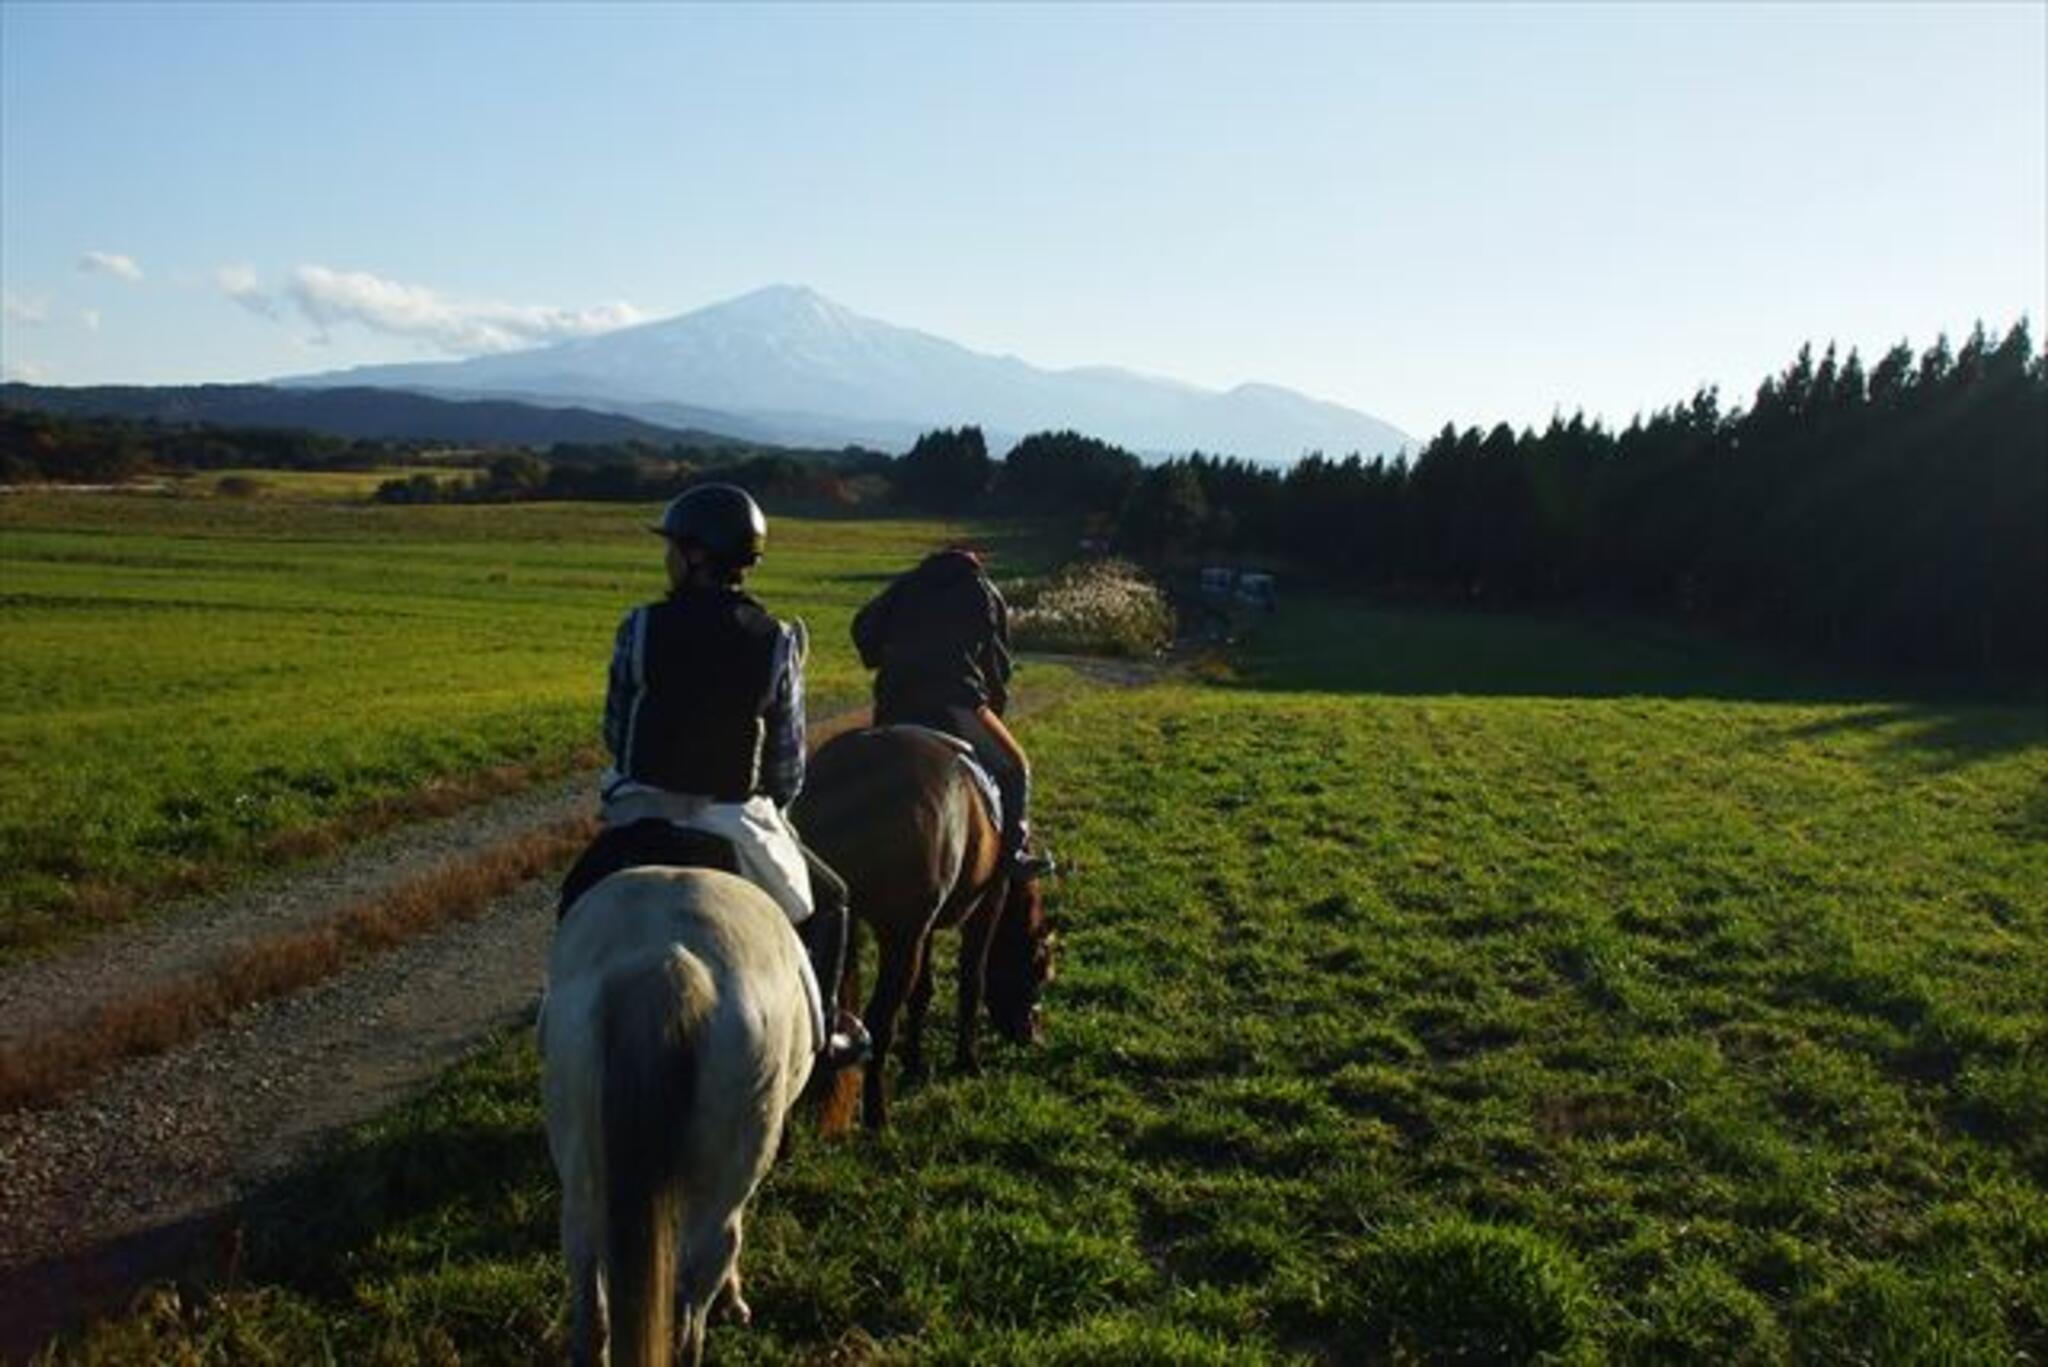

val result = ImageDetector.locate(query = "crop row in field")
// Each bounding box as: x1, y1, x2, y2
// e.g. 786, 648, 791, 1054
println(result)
47, 601, 2048, 1363
0, 484, 1054, 959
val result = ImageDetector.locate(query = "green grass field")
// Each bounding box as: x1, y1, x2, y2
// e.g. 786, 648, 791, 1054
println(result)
0, 480, 1051, 959
46, 597, 2047, 1363
177, 468, 422, 501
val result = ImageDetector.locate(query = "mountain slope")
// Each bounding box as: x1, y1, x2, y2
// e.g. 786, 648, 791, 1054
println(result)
0, 384, 747, 448
288, 285, 1412, 463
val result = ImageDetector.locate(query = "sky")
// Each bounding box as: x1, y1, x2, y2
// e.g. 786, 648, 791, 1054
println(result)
2, 2, 2043, 439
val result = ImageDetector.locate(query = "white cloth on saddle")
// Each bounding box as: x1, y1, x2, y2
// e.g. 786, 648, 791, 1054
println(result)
886, 725, 1004, 833
598, 782, 824, 1052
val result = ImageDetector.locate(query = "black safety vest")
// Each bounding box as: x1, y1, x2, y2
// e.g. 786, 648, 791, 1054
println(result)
614, 587, 782, 801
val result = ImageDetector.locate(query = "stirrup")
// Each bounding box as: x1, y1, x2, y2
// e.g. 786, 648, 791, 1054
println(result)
818, 1013, 872, 1071
1012, 849, 1058, 881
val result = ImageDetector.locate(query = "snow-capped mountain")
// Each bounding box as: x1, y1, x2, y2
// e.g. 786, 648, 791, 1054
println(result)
285, 285, 1411, 463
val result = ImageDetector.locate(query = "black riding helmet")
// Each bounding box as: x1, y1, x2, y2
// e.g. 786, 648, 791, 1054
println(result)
652, 483, 767, 567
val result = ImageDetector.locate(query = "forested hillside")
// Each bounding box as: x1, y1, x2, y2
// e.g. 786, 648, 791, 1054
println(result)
968, 325, 2046, 675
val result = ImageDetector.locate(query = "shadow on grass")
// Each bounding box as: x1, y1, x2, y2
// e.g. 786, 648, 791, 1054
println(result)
1226, 596, 2048, 762
235, 1107, 554, 1296
1776, 703, 2048, 774
7, 1050, 556, 1359
0, 1211, 233, 1361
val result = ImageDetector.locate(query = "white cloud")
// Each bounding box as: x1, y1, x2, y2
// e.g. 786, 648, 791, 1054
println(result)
2, 291, 50, 325
80, 309, 102, 332
79, 251, 144, 282
216, 262, 280, 320
284, 264, 645, 354
2, 359, 50, 383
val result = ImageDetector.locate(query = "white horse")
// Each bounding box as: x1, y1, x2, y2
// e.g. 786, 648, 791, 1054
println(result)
541, 866, 816, 1367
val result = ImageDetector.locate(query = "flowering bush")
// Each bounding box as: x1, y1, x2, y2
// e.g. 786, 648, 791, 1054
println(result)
1009, 558, 1175, 657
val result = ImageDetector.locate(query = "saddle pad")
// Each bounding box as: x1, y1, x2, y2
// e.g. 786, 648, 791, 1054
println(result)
557, 820, 740, 920
889, 725, 1003, 833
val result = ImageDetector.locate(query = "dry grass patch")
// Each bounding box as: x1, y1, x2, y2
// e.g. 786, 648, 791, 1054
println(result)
0, 814, 594, 1114
11, 749, 601, 960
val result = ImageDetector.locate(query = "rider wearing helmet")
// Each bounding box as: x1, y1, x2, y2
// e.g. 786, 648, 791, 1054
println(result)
561, 482, 869, 1070
852, 545, 1053, 881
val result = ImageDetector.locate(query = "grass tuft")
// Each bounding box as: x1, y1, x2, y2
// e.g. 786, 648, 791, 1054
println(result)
1338, 1217, 1596, 1363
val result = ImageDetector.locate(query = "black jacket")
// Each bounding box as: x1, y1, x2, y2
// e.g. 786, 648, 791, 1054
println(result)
853, 551, 1012, 719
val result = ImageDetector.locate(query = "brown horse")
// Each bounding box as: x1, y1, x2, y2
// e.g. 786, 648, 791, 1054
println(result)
794, 726, 1056, 1129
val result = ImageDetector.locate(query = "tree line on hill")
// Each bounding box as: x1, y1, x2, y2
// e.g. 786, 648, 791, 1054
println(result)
370, 447, 890, 509
0, 407, 388, 483
0, 405, 892, 508
5, 323, 2039, 673
897, 323, 2045, 675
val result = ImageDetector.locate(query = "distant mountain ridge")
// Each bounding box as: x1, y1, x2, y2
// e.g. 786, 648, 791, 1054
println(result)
286, 285, 1412, 464
0, 383, 743, 448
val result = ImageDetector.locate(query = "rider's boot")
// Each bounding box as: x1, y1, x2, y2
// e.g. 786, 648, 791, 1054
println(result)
999, 768, 1055, 881
1011, 827, 1057, 882
799, 851, 872, 1070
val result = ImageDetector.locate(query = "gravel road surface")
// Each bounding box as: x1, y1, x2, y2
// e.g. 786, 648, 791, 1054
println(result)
0, 776, 591, 1355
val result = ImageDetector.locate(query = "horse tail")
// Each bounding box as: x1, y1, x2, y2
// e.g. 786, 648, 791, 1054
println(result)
600, 946, 716, 1367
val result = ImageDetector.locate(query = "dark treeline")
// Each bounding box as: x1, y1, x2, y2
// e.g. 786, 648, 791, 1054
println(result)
893, 326, 2044, 675
1196, 325, 2046, 673
0, 407, 385, 482
0, 405, 895, 509
372, 447, 891, 509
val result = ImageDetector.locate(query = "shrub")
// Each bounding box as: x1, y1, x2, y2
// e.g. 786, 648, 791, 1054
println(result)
1010, 559, 1174, 658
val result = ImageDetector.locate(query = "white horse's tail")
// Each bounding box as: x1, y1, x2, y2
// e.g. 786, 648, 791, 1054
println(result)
600, 946, 716, 1367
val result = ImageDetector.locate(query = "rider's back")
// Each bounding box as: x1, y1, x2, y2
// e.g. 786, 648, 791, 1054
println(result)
855, 551, 1008, 721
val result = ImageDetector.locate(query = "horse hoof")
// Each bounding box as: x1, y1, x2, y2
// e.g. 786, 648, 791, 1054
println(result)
718, 1295, 753, 1326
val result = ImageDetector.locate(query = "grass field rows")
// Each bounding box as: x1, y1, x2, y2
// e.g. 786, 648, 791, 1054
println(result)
32, 553, 2045, 1363
0, 490, 1052, 963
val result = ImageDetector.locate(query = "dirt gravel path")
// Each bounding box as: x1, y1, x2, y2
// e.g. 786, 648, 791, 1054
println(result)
0, 779, 588, 1357
0, 774, 589, 1056
0, 662, 1166, 1356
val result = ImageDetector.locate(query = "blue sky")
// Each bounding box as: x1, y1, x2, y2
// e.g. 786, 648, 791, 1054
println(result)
2, 2, 2042, 437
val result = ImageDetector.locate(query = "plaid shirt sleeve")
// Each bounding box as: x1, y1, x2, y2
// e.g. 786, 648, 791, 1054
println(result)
760, 618, 808, 807
601, 609, 640, 766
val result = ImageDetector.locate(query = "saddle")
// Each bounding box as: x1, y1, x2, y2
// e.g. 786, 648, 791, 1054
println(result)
556, 819, 743, 921
886, 725, 1003, 833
